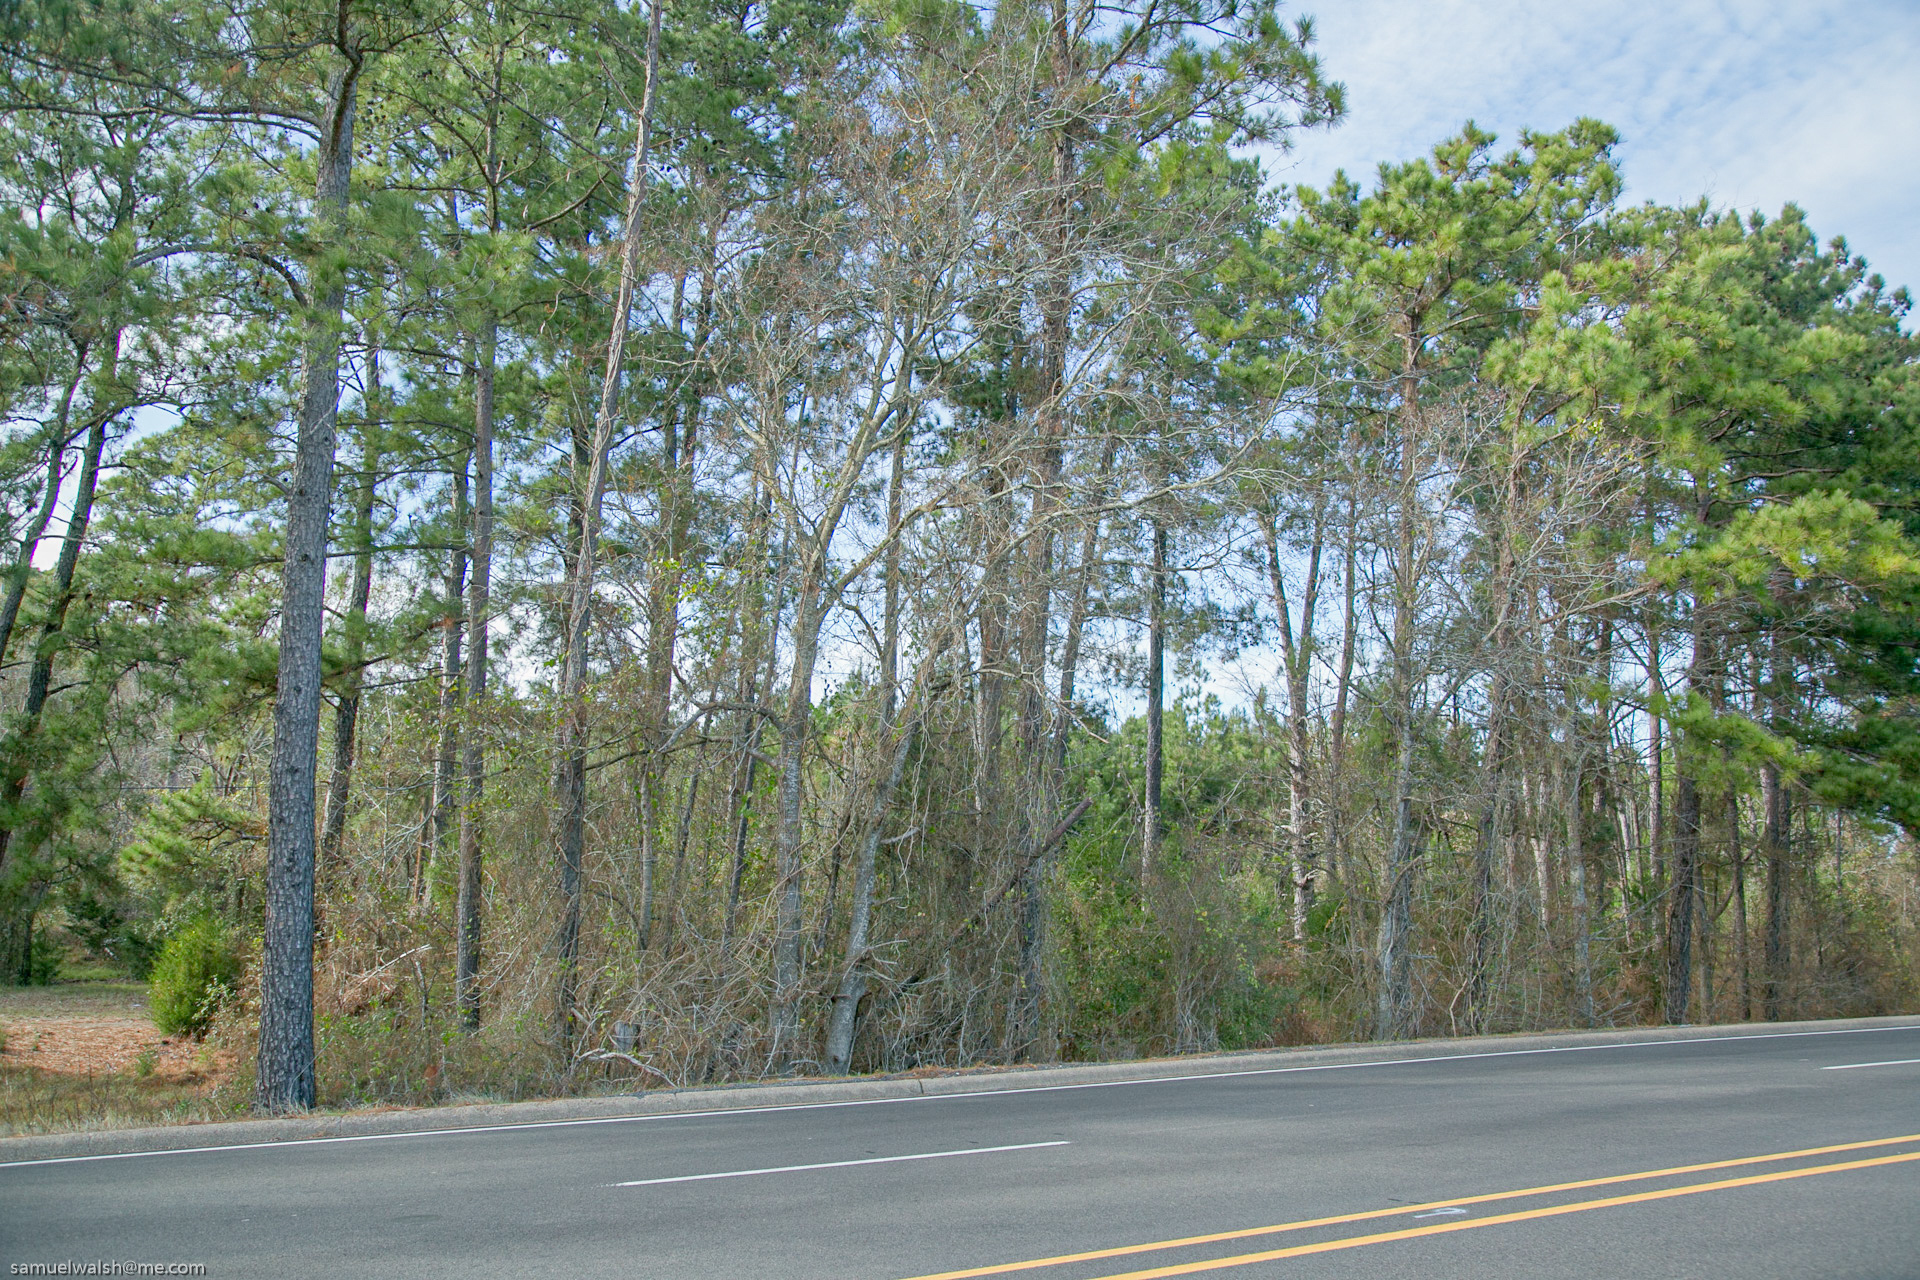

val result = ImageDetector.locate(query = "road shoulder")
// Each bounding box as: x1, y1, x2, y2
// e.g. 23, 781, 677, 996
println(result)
5, 1014, 1916, 1165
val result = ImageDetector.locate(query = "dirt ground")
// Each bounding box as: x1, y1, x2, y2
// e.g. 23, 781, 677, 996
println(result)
0, 983, 229, 1087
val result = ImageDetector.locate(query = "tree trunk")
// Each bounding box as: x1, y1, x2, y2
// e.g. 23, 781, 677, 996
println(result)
1284, 702, 1314, 940
1762, 760, 1790, 1019
636, 761, 658, 951
456, 316, 495, 1029
1054, 438, 1115, 777
824, 697, 921, 1073
1467, 506, 1517, 1031
1375, 326, 1423, 1042
657, 772, 698, 957
1327, 488, 1360, 891
1648, 629, 1665, 886
1595, 617, 1632, 944
0, 347, 110, 880
721, 506, 778, 962
1664, 492, 1719, 1029
770, 589, 825, 1067
551, 0, 661, 1050
426, 451, 468, 903
1142, 519, 1166, 878
0, 374, 79, 670
1005, 0, 1080, 1063
1010, 496, 1060, 1062
1569, 732, 1594, 1027
0, 355, 114, 980
1375, 720, 1419, 1040
1467, 703, 1506, 1032
1664, 770, 1702, 1024
453, 31, 505, 1028
258, 48, 360, 1113
317, 426, 381, 887
1259, 501, 1322, 942
1698, 852, 1717, 1021
1730, 787, 1750, 1020
635, 280, 706, 954
823, 432, 914, 1074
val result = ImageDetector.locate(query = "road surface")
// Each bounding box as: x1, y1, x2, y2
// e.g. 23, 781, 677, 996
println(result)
5, 1021, 1919, 1278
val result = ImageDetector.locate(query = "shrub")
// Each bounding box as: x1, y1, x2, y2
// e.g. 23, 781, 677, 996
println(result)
148, 917, 240, 1037
24, 933, 61, 986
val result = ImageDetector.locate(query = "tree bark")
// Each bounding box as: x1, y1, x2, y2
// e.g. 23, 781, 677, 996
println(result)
1260, 501, 1322, 942
823, 669, 923, 1074
1664, 770, 1702, 1024
1374, 323, 1423, 1041
0, 343, 106, 875
1142, 519, 1166, 878
1467, 495, 1518, 1030
454, 21, 506, 1028
1005, 0, 1080, 1063
426, 451, 468, 903
823, 433, 915, 1074
1327, 487, 1360, 891
0, 370, 79, 671
456, 316, 495, 1029
1648, 626, 1666, 886
317, 423, 381, 886
258, 42, 360, 1113
551, 0, 661, 1050
769, 588, 825, 1066
1569, 730, 1594, 1026
1053, 437, 1114, 777
1663, 609, 1714, 1027
0, 354, 113, 980
635, 275, 707, 953
1761, 760, 1790, 1019
1730, 786, 1750, 1020
721, 492, 778, 962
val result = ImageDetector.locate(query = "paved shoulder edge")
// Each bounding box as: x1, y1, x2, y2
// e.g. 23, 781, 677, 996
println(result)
5, 1014, 1915, 1164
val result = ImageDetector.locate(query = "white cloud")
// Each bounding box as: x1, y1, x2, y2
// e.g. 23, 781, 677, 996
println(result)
1266, 0, 1920, 293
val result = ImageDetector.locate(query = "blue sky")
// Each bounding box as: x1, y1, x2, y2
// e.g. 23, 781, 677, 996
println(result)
1265, 0, 1920, 296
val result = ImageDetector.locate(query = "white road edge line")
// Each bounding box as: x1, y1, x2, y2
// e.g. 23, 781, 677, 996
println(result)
1822, 1058, 1920, 1071
611, 1140, 1069, 1186
5, 1023, 1917, 1170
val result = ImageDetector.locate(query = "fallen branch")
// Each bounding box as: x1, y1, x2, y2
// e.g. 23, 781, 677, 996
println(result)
576, 1048, 681, 1089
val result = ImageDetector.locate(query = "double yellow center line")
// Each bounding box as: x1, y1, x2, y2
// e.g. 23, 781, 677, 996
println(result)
898, 1132, 1920, 1280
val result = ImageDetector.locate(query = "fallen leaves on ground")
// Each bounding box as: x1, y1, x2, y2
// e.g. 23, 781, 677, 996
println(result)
0, 985, 231, 1087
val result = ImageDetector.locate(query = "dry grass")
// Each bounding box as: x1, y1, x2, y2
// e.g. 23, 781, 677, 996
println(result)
0, 982, 241, 1138
0, 982, 149, 1018
0, 1063, 238, 1137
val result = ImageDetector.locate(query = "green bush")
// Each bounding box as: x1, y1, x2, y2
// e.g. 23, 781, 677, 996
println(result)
24, 933, 61, 985
148, 916, 239, 1037
1305, 891, 1347, 942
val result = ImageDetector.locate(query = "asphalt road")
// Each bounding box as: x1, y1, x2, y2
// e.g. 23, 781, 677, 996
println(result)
5, 1022, 1919, 1279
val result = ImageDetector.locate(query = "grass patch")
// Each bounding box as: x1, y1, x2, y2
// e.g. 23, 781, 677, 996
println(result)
0, 978, 239, 1136
58, 960, 136, 985
0, 982, 147, 1018
0, 1063, 239, 1138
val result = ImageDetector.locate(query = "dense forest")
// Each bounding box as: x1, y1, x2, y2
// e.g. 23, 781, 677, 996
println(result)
1, 0, 1915, 1114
